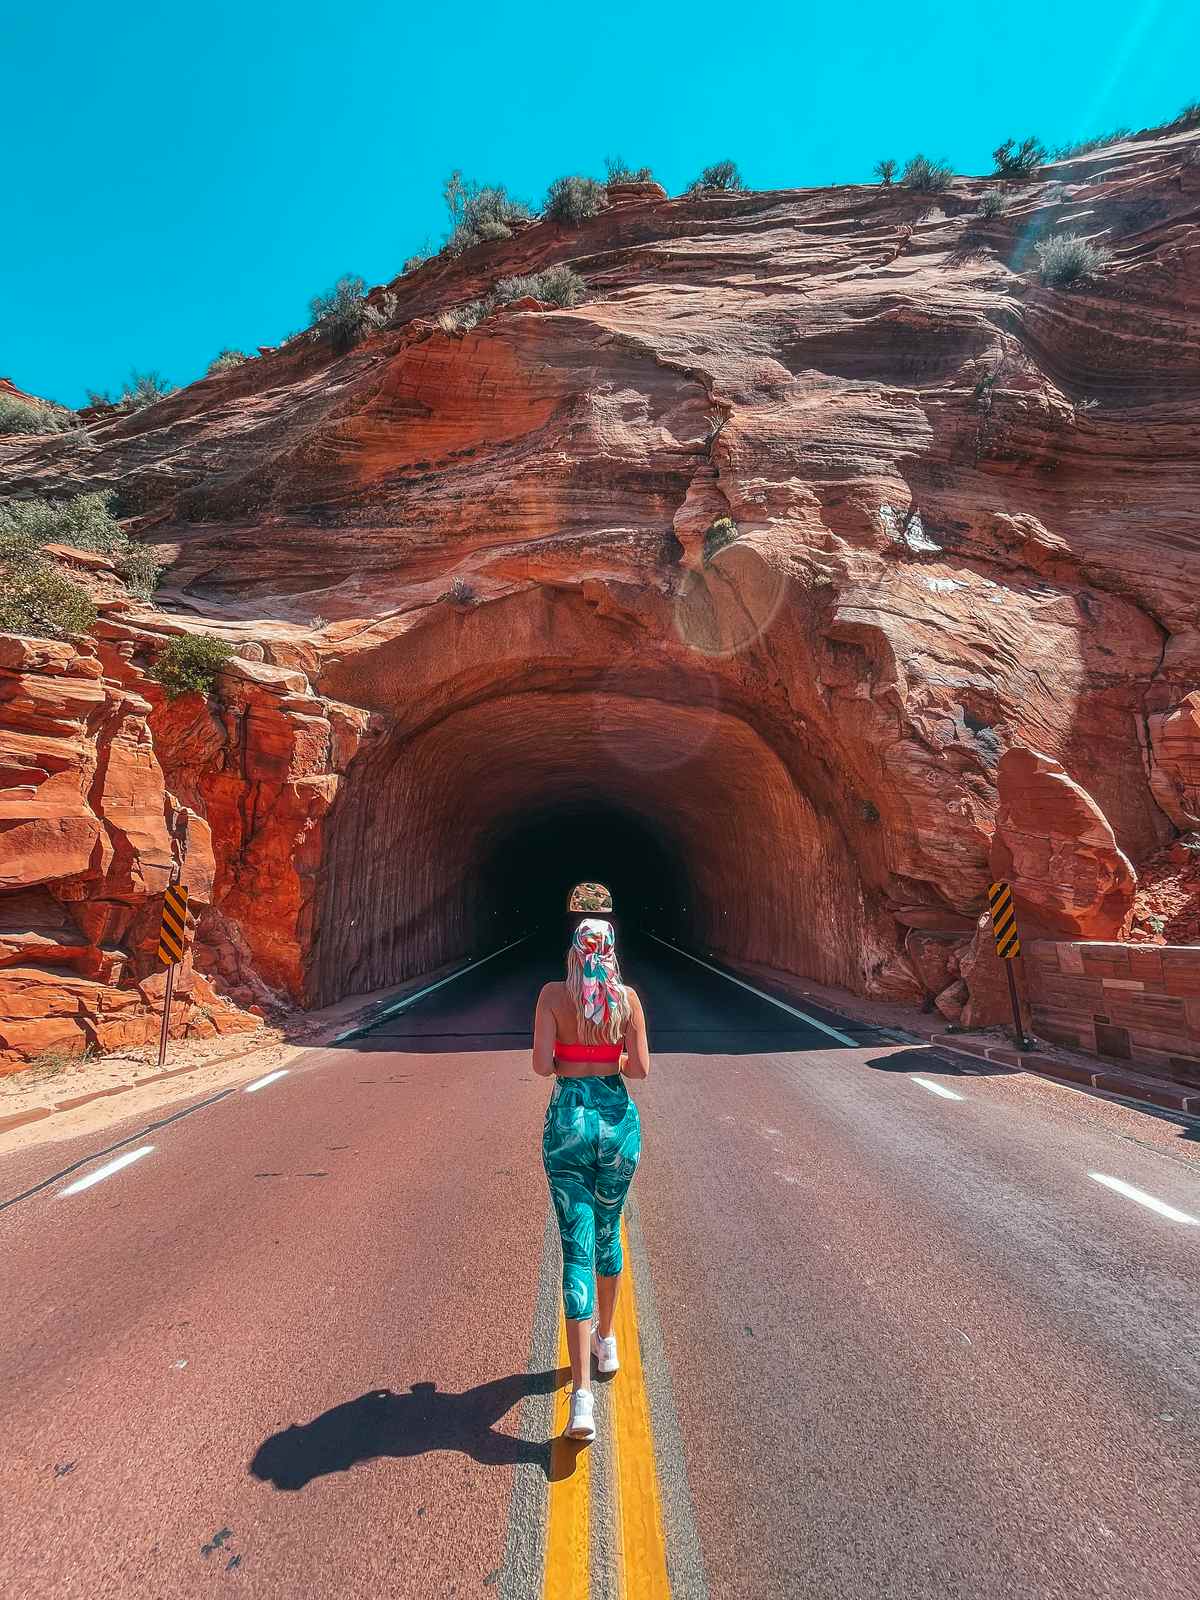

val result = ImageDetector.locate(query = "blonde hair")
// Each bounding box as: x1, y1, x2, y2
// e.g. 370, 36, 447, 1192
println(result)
566, 918, 631, 1045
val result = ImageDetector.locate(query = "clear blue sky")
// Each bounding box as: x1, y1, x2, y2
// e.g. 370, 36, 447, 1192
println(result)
2, 0, 1192, 407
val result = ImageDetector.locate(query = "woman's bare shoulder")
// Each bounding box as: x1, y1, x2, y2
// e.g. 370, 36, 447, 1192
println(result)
539, 980, 567, 1003
624, 984, 644, 1012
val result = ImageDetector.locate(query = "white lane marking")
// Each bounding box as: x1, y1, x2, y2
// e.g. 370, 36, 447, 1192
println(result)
59, 1146, 155, 1197
244, 1069, 289, 1093
332, 934, 531, 1042
645, 933, 860, 1045
911, 1076, 964, 1101
1088, 1172, 1199, 1224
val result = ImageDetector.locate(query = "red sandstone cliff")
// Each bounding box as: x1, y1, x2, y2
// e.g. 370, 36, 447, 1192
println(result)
2, 126, 1199, 1065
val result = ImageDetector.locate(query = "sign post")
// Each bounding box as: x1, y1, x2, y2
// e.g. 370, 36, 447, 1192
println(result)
156, 880, 190, 1069
987, 880, 1031, 1052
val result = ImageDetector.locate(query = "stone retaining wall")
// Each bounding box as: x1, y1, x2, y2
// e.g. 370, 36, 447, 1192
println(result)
1027, 940, 1200, 1089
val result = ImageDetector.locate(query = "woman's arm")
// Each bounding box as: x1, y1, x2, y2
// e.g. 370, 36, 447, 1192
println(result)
532, 983, 558, 1078
621, 987, 651, 1079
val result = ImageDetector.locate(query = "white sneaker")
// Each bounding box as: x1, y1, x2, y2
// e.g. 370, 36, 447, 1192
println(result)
591, 1326, 620, 1374
566, 1387, 595, 1441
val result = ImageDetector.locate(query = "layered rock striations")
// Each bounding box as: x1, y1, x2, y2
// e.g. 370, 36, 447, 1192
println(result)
2, 127, 1199, 1063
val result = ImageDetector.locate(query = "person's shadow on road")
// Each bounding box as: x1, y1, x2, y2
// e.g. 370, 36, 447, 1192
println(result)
250, 1370, 565, 1489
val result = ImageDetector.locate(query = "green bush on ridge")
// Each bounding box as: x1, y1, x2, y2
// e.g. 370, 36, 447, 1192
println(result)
1052, 127, 1132, 160
149, 633, 236, 700
308, 275, 376, 352
0, 394, 74, 434
441, 172, 533, 257
605, 156, 654, 184
0, 564, 96, 638
901, 154, 954, 192
543, 174, 608, 225
494, 265, 585, 308
1034, 231, 1111, 287
0, 490, 164, 634
207, 349, 248, 375
685, 159, 744, 195
437, 266, 587, 334
86, 371, 178, 413
992, 136, 1047, 178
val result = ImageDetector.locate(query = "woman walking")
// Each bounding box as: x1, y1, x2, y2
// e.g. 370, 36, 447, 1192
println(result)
532, 918, 650, 1442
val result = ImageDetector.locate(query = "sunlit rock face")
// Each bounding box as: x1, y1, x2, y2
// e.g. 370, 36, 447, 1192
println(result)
2, 127, 1198, 1061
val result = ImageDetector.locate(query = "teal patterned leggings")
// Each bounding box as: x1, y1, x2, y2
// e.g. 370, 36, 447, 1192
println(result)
542, 1074, 642, 1321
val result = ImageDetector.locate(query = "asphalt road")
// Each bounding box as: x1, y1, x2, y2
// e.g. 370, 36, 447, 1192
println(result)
2, 933, 1198, 1600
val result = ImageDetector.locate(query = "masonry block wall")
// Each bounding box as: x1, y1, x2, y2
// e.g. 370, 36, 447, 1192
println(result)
1027, 941, 1200, 1090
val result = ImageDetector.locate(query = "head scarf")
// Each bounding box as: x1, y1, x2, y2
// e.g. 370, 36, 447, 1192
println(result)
567, 918, 629, 1043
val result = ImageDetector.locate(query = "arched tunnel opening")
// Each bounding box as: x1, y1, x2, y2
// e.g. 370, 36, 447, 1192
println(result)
309, 680, 883, 1009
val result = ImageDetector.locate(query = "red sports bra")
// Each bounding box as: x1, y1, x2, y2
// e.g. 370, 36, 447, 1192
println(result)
554, 1040, 623, 1062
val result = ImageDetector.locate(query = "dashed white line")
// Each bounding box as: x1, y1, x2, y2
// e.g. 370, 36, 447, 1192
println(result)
59, 1146, 155, 1197
244, 1069, 289, 1093
1088, 1172, 1199, 1224
332, 934, 531, 1042
645, 932, 860, 1046
911, 1076, 964, 1101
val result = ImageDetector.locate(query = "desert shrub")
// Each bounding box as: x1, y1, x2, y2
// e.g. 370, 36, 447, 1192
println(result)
207, 349, 248, 375
874, 158, 897, 185
309, 275, 374, 352
116, 544, 164, 599
605, 155, 654, 183
1052, 127, 1132, 160
27, 1047, 92, 1076
402, 251, 429, 274
992, 136, 1047, 178
0, 490, 125, 558
976, 190, 1008, 218
0, 490, 164, 606
84, 374, 175, 412
1170, 100, 1200, 129
1034, 232, 1111, 287
493, 265, 586, 308
686, 159, 744, 195
120, 371, 176, 411
437, 301, 487, 335
441, 171, 532, 256
0, 563, 96, 638
901, 154, 954, 192
149, 633, 235, 699
444, 577, 476, 604
543, 174, 607, 225
703, 517, 739, 563
0, 394, 73, 434
439, 266, 587, 334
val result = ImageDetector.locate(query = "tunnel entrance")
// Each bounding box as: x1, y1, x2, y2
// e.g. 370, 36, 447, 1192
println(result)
309, 681, 884, 1009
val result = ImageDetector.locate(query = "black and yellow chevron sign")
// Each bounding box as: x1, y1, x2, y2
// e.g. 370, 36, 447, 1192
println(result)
988, 880, 1020, 960
157, 884, 190, 967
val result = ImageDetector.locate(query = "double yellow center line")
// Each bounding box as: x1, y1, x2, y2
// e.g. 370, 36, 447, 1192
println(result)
543, 1218, 672, 1598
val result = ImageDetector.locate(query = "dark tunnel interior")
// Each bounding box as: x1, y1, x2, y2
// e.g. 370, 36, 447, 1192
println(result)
310, 688, 879, 1007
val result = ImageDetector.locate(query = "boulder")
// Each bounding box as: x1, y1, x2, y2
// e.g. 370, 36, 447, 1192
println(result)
990, 747, 1136, 939
1149, 691, 1200, 830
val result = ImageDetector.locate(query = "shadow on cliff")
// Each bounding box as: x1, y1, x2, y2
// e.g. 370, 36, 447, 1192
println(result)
249, 1369, 564, 1490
